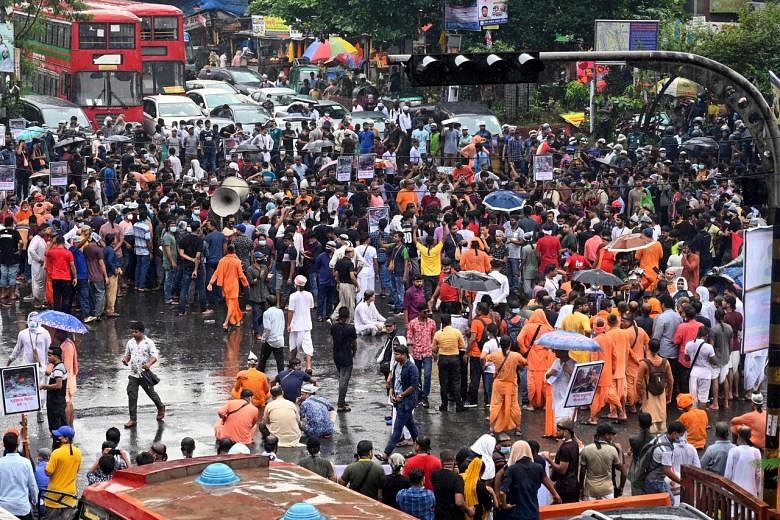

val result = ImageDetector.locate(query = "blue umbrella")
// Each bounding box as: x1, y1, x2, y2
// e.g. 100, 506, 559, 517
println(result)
302, 40, 322, 62
16, 126, 47, 141
536, 330, 601, 352
482, 190, 526, 213
36, 310, 89, 334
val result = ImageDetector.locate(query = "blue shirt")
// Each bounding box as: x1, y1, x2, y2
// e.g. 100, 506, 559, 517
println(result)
276, 369, 312, 402
314, 251, 334, 286
0, 452, 38, 516
69, 246, 88, 280
358, 131, 375, 154
396, 486, 435, 520
299, 395, 334, 438
204, 230, 226, 265
133, 220, 151, 256
411, 128, 430, 154
103, 245, 118, 276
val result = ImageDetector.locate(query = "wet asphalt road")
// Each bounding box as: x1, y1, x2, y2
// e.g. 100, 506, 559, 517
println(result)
0, 291, 750, 486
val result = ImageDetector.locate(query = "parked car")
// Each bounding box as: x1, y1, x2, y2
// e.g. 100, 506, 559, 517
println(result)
196, 67, 264, 95
186, 88, 247, 113
142, 95, 203, 135
185, 79, 241, 94
18, 95, 93, 133
350, 111, 388, 133
274, 98, 348, 127
409, 102, 502, 137
209, 104, 271, 128
248, 87, 310, 106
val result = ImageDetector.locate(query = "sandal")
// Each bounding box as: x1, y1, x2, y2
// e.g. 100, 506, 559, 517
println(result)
397, 439, 415, 447
581, 419, 599, 426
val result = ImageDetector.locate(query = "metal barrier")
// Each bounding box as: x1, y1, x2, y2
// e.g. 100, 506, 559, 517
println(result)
680, 465, 769, 520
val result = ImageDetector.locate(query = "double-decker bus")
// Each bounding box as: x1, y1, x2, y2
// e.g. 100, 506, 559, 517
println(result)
86, 0, 186, 95
15, 8, 144, 126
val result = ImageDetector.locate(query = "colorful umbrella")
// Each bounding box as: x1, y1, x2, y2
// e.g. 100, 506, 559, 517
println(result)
302, 40, 322, 61
604, 233, 655, 253
483, 190, 526, 213
537, 330, 601, 352
329, 36, 358, 55
16, 127, 47, 141
36, 310, 89, 334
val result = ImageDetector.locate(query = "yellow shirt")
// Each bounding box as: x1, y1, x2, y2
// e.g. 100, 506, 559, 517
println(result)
433, 326, 465, 356
562, 311, 592, 363
45, 443, 82, 508
416, 242, 443, 276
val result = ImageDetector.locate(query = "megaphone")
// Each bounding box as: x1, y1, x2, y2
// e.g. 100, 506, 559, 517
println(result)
221, 176, 249, 202
211, 187, 241, 217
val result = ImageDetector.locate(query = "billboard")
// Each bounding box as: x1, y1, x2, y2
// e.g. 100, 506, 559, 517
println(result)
0, 22, 14, 75
445, 1, 481, 31
742, 226, 771, 353
594, 20, 659, 52
710, 0, 747, 14
479, 0, 508, 26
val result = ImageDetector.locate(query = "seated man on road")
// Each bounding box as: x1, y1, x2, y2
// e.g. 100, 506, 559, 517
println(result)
263, 385, 302, 447
297, 383, 334, 439
354, 290, 389, 335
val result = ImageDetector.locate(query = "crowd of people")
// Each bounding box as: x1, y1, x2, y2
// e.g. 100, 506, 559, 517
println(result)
0, 83, 771, 520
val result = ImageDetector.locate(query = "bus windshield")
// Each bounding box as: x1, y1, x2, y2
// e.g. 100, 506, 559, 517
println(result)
74, 71, 142, 107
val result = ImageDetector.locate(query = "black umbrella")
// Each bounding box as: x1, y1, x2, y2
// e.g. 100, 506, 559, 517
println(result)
444, 271, 500, 292
682, 137, 718, 154
572, 268, 625, 287
104, 135, 132, 144
54, 136, 85, 148
235, 142, 260, 153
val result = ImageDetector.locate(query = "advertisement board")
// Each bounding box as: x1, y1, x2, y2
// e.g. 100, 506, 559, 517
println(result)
445, 0, 481, 31
742, 226, 772, 352
1, 364, 41, 415
595, 20, 659, 64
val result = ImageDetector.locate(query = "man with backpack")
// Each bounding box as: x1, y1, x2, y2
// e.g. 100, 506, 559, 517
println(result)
636, 339, 674, 433
638, 420, 684, 496
465, 302, 493, 408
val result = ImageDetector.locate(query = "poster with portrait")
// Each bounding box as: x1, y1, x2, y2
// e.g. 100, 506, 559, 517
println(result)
368, 206, 389, 233
223, 137, 238, 160
1, 364, 41, 415
9, 119, 25, 140
357, 153, 376, 180
564, 361, 604, 408
50, 161, 68, 187
0, 165, 14, 191
479, 0, 508, 26
0, 22, 14, 74
336, 155, 353, 182
534, 154, 553, 181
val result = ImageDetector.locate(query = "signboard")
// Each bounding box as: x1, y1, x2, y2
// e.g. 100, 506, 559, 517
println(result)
479, 0, 508, 26
743, 226, 772, 352
50, 161, 68, 187
445, 0, 480, 31
595, 20, 659, 64
0, 22, 15, 75
533, 155, 553, 181
0, 165, 14, 191
0, 124, 5, 147
252, 16, 291, 39
771, 71, 780, 123
744, 226, 772, 291
223, 137, 238, 160
357, 154, 375, 179
564, 361, 604, 408
8, 118, 25, 140
367, 206, 389, 233
251, 15, 265, 37
336, 155, 353, 182
710, 0, 746, 14
1, 364, 41, 415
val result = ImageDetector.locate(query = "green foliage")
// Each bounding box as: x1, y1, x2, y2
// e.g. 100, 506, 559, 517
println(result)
564, 80, 589, 110
694, 3, 780, 94
464, 40, 517, 53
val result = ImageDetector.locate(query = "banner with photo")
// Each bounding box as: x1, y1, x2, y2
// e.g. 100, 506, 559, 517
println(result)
50, 161, 68, 187
223, 137, 238, 160
368, 206, 389, 233
445, 0, 480, 31
0, 22, 15, 75
479, 0, 508, 26
0, 165, 14, 191
2, 364, 41, 415
564, 361, 604, 408
336, 155, 353, 182
357, 153, 375, 179
534, 155, 553, 181
9, 118, 25, 140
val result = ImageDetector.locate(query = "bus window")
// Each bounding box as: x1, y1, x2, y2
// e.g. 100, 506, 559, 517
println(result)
153, 16, 177, 40
140, 17, 152, 40
79, 23, 106, 49
109, 71, 142, 106
108, 23, 135, 49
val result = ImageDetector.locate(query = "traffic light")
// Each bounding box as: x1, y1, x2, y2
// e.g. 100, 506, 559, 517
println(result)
404, 52, 544, 86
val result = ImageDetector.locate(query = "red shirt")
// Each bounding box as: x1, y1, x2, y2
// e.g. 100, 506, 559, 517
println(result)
438, 271, 459, 302
565, 253, 588, 274
673, 320, 702, 368
402, 453, 442, 490
46, 247, 74, 280
535, 235, 561, 271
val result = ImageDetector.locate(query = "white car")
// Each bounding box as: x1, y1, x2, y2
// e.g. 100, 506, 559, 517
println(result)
249, 87, 310, 106
185, 79, 241, 93
186, 88, 247, 113
142, 95, 203, 135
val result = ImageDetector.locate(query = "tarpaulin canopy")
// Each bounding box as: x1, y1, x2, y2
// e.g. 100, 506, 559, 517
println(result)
147, 0, 248, 18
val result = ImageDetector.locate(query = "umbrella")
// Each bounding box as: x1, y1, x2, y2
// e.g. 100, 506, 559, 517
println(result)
105, 134, 132, 144
36, 310, 88, 334
310, 37, 360, 63
536, 330, 601, 352
483, 190, 526, 213
655, 77, 702, 98
30, 169, 50, 180
54, 136, 86, 149
682, 137, 718, 154
235, 142, 260, 153
16, 127, 47, 141
594, 157, 614, 168
572, 268, 625, 286
560, 112, 586, 127
329, 36, 358, 55
302, 40, 323, 61
444, 271, 501, 292
319, 159, 338, 172
304, 139, 335, 151
310, 40, 334, 63
604, 233, 655, 253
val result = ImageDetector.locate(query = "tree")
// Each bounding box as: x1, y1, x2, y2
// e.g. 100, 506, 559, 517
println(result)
694, 4, 780, 95
10, 0, 86, 43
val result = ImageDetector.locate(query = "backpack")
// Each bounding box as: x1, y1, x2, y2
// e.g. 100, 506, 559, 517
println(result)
506, 315, 526, 349
643, 358, 668, 397
629, 435, 672, 485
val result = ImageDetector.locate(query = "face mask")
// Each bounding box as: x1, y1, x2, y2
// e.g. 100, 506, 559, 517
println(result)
169, 226, 177, 233
258, 240, 266, 246
500, 446, 510, 455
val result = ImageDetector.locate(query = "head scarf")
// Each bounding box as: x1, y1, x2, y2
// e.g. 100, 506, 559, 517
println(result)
461, 457, 484, 520
507, 440, 533, 466
696, 286, 709, 303
469, 434, 496, 480
189, 159, 204, 181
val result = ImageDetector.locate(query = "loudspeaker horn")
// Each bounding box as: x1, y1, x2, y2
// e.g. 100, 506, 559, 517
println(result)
221, 176, 250, 202
211, 187, 241, 217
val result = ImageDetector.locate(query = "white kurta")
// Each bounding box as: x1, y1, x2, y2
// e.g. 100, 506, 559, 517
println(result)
547, 358, 576, 423
744, 350, 767, 391
353, 301, 385, 335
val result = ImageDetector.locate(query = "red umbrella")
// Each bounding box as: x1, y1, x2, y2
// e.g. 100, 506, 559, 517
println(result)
605, 233, 655, 253
310, 40, 333, 63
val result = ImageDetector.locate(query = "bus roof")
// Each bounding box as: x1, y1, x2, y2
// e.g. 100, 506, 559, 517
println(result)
79, 9, 141, 23
86, 0, 183, 16
82, 455, 414, 520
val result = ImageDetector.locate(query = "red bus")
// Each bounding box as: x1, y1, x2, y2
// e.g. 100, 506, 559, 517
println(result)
15, 8, 144, 126
86, 0, 186, 96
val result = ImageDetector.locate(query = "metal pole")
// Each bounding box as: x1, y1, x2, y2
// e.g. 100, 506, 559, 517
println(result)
589, 64, 595, 135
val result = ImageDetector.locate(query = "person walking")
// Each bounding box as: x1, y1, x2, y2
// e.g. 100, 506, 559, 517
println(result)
406, 305, 436, 408
287, 274, 315, 373
482, 335, 526, 436
541, 418, 580, 503
207, 243, 249, 331
578, 423, 625, 501
121, 321, 165, 429
330, 306, 357, 412
377, 342, 419, 462
432, 313, 465, 412
246, 252, 271, 339
102, 233, 121, 318
636, 339, 674, 433
46, 235, 76, 313
7, 312, 50, 423
28, 223, 50, 309
259, 294, 286, 375
700, 422, 735, 475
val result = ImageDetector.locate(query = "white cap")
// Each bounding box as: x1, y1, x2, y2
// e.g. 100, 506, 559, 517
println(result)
301, 383, 318, 394
247, 351, 258, 362
617, 134, 627, 142
478, 120, 486, 126
294, 274, 307, 286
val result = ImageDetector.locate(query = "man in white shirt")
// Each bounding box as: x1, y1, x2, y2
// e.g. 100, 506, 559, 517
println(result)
724, 426, 762, 496
260, 294, 286, 374
0, 431, 38, 518
610, 214, 632, 241
27, 224, 50, 309
398, 106, 412, 133
684, 327, 718, 408
287, 275, 315, 373
7, 312, 51, 421
354, 290, 387, 335
168, 149, 182, 179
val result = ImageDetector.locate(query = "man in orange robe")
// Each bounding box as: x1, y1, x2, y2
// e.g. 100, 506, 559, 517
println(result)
231, 351, 270, 414
208, 244, 249, 330
606, 314, 629, 421
620, 312, 650, 412
517, 309, 554, 411
587, 319, 619, 425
